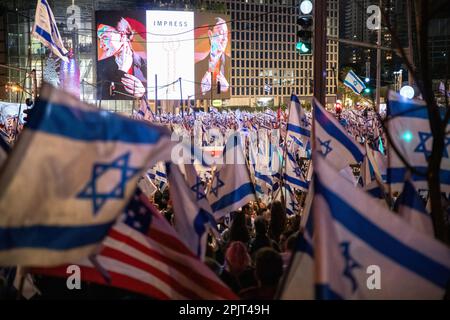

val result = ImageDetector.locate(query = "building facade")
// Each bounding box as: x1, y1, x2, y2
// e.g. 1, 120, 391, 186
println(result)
0, 0, 339, 114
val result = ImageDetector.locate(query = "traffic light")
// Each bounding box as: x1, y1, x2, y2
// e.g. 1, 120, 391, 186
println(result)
296, 1, 313, 55
217, 81, 221, 94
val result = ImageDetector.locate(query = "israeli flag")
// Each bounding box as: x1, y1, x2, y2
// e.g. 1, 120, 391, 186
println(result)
344, 70, 366, 95
32, 0, 69, 62
207, 133, 256, 219
314, 98, 365, 170
280, 194, 315, 299
386, 91, 450, 193
313, 154, 450, 299
167, 163, 216, 259
287, 94, 311, 156
0, 84, 175, 266
397, 179, 434, 237
285, 151, 309, 192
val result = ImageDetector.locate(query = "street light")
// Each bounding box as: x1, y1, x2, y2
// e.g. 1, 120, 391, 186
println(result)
400, 85, 414, 99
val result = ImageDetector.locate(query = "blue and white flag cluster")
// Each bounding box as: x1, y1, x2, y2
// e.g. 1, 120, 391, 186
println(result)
313, 98, 365, 170
386, 91, 450, 193
0, 84, 175, 266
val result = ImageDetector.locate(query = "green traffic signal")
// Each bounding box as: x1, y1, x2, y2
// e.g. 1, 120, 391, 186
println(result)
364, 88, 371, 93
296, 41, 311, 54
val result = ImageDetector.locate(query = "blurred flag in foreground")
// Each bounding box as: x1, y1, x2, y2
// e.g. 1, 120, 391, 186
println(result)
312, 154, 450, 299
33, 188, 237, 300
0, 84, 174, 266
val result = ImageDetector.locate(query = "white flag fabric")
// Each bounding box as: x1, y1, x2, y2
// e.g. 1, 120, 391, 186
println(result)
207, 133, 256, 219
344, 70, 366, 94
386, 91, 450, 193
32, 0, 69, 62
312, 154, 450, 299
280, 196, 315, 299
313, 98, 365, 170
0, 84, 175, 266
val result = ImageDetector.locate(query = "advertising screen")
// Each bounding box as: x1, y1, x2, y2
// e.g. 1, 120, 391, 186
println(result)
146, 11, 195, 101
95, 10, 230, 101
194, 13, 231, 100
96, 11, 148, 100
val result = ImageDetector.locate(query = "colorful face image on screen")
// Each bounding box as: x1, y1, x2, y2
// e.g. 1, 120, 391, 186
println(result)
96, 11, 147, 100
194, 13, 231, 100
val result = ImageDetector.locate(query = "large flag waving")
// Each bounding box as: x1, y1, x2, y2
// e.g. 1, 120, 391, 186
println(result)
32, 0, 69, 62
386, 91, 450, 193
33, 188, 237, 300
312, 154, 450, 299
344, 70, 366, 94
0, 84, 175, 266
313, 98, 365, 170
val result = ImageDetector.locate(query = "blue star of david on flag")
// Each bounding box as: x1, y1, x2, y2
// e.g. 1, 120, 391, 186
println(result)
301, 115, 309, 128
210, 171, 225, 197
414, 131, 450, 159
319, 138, 333, 157
340, 241, 362, 293
294, 166, 303, 177
77, 152, 142, 215
191, 176, 207, 200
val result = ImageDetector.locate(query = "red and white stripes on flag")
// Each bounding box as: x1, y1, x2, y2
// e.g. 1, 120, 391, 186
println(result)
33, 189, 237, 300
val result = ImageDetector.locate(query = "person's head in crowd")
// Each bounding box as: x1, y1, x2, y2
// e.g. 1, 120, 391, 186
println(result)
241, 204, 251, 216
254, 216, 268, 237
268, 200, 286, 243
285, 233, 297, 253
204, 257, 222, 277
254, 248, 283, 288
229, 211, 250, 244
225, 241, 251, 275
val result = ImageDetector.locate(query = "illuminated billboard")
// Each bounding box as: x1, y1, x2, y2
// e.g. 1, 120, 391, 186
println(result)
194, 13, 231, 100
95, 10, 230, 101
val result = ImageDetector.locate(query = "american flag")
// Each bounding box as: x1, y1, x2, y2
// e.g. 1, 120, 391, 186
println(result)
33, 188, 237, 300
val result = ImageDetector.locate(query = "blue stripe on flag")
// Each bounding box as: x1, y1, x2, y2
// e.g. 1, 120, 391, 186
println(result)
34, 25, 66, 57
315, 179, 450, 289
27, 99, 168, 143
284, 174, 309, 189
287, 123, 311, 138
400, 181, 428, 215
291, 95, 301, 104
315, 105, 364, 162
0, 222, 114, 250
388, 99, 429, 119
349, 70, 365, 88
387, 167, 450, 184
344, 79, 361, 95
255, 172, 272, 185
211, 183, 255, 212
296, 233, 314, 257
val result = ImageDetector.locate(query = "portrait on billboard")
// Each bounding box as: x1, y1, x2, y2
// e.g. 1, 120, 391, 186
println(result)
96, 11, 147, 100
195, 14, 231, 99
